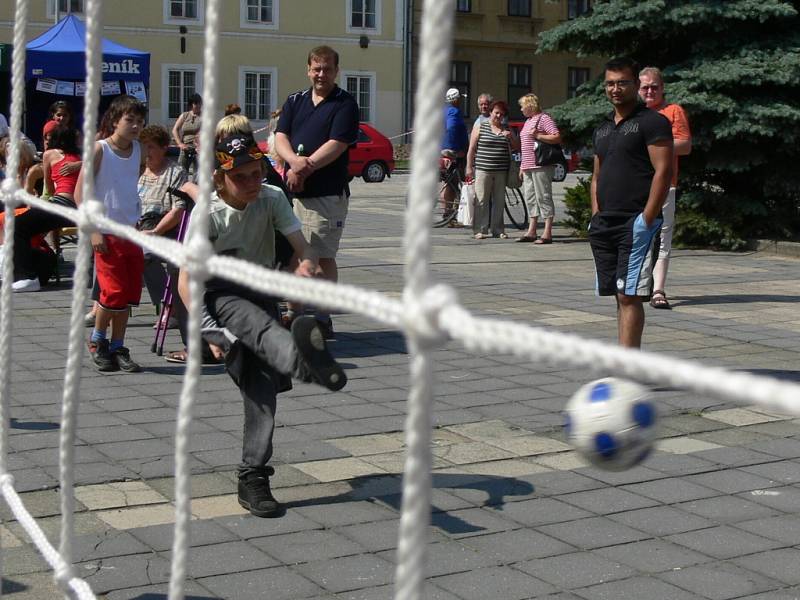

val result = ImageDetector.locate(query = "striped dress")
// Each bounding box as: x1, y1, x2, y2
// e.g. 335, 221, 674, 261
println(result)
474, 121, 511, 172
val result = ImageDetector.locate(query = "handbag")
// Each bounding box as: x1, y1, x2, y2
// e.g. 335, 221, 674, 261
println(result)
457, 182, 475, 226
533, 115, 566, 167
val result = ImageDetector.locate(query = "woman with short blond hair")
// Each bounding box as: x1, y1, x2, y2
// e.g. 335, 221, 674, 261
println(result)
517, 93, 562, 244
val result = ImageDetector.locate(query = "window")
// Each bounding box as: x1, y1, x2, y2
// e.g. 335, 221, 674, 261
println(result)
164, 0, 204, 25
346, 0, 381, 33
568, 0, 591, 19
507, 64, 531, 119
47, 0, 83, 17
568, 67, 590, 98
163, 66, 202, 120
449, 61, 471, 117
343, 72, 375, 123
456, 0, 472, 12
241, 0, 278, 28
508, 0, 531, 17
239, 68, 277, 122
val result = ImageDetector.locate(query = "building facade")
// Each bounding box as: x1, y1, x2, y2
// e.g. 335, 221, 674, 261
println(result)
0, 0, 408, 137
411, 0, 603, 124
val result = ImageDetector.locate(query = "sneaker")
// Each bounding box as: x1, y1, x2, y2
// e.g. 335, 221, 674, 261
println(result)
88, 339, 117, 372
291, 316, 347, 391
237, 467, 282, 518
112, 346, 142, 373
11, 278, 41, 293
316, 317, 335, 340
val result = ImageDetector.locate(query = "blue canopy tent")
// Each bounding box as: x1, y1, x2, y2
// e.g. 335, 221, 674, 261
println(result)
24, 14, 150, 146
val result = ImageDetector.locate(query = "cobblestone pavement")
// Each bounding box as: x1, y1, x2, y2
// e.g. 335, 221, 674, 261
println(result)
3, 173, 800, 599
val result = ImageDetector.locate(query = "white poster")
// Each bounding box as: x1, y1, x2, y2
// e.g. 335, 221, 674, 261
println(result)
101, 81, 121, 96
56, 80, 75, 96
125, 81, 147, 102
75, 82, 86, 97
35, 78, 57, 94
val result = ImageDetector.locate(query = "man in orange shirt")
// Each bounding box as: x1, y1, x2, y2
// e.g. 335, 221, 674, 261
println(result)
639, 67, 692, 310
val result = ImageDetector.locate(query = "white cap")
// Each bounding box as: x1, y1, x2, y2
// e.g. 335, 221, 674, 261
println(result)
445, 88, 462, 102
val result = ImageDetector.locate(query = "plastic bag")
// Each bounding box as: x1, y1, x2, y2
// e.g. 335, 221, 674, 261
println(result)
457, 182, 475, 226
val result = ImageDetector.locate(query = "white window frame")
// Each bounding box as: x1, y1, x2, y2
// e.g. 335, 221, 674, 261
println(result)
164, 0, 205, 26
46, 0, 84, 18
161, 64, 204, 123
238, 66, 278, 126
346, 0, 382, 35
342, 70, 376, 124
239, 0, 279, 30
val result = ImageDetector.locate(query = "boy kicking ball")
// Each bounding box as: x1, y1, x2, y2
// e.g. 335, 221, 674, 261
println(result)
178, 134, 346, 517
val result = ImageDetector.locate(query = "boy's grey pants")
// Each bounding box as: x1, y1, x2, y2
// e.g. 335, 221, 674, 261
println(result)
204, 287, 295, 478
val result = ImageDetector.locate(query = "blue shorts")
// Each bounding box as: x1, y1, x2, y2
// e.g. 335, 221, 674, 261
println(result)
589, 212, 662, 297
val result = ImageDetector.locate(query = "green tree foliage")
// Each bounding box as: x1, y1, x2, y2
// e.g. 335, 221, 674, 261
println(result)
539, 0, 800, 248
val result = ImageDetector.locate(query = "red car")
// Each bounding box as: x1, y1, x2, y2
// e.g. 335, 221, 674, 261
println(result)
349, 122, 395, 182
508, 120, 580, 182
257, 122, 395, 183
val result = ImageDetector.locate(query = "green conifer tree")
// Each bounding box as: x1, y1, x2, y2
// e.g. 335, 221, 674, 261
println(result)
539, 0, 800, 248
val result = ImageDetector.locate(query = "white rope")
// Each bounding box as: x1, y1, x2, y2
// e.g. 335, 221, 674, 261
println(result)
0, 1, 799, 599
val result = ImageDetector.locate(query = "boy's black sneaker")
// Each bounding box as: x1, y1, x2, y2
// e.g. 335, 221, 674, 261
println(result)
291, 316, 347, 391
88, 339, 117, 372
316, 317, 335, 340
112, 347, 142, 373
237, 467, 282, 518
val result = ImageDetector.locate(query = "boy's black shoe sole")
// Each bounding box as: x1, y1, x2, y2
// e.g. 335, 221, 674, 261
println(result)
113, 347, 142, 373
291, 316, 347, 391
89, 340, 118, 372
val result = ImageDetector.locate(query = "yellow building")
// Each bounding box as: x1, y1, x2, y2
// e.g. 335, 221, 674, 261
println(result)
411, 0, 604, 123
0, 0, 408, 137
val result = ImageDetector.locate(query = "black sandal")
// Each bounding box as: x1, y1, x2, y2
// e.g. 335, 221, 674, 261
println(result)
650, 290, 671, 309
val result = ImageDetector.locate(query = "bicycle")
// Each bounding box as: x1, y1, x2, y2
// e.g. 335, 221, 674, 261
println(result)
504, 186, 529, 229
432, 152, 462, 227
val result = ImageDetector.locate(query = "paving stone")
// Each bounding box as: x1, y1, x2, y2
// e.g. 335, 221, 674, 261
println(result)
734, 514, 800, 545
164, 540, 279, 578
199, 566, 324, 600
95, 503, 178, 530
105, 580, 218, 599
644, 452, 720, 476
667, 525, 784, 560
431, 506, 516, 538
574, 575, 709, 600
295, 500, 398, 528
294, 554, 396, 593
737, 485, 800, 512
732, 548, 800, 585
657, 560, 785, 600
74, 481, 168, 510
537, 516, 650, 550
216, 511, 320, 539
619, 477, 720, 504
461, 528, 575, 561
656, 436, 724, 454
378, 540, 493, 577
685, 469, 779, 495
516, 551, 636, 589
735, 586, 800, 600
250, 529, 367, 564
80, 553, 172, 594
676, 495, 782, 523
595, 538, 712, 573
692, 446, 777, 467
293, 457, 389, 482
702, 408, 785, 427
128, 519, 239, 552
559, 487, 660, 515
607, 505, 714, 537
432, 565, 556, 600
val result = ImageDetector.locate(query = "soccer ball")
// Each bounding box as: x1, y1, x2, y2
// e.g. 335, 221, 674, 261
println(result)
564, 377, 657, 471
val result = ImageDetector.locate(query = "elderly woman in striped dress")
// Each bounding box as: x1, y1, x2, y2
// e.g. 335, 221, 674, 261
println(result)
465, 100, 519, 240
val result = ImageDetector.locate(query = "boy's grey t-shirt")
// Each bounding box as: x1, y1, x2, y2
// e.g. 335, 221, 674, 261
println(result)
207, 183, 300, 268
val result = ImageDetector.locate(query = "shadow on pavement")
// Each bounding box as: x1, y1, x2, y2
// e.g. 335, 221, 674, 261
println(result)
286, 472, 534, 535
673, 294, 799, 307
1, 579, 27, 594
332, 330, 407, 357
10, 418, 59, 431
736, 368, 800, 383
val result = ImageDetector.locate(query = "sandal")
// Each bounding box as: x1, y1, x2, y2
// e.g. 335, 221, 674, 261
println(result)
165, 350, 188, 364
649, 290, 671, 310
534, 238, 553, 245
474, 233, 487, 240
516, 235, 537, 243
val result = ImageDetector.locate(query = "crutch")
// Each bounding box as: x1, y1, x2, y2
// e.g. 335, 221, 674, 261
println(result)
151, 188, 194, 355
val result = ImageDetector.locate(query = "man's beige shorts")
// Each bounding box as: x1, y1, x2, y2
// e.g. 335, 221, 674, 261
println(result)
294, 194, 349, 259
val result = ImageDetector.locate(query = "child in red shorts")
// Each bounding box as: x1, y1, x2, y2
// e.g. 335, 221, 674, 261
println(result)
75, 96, 146, 372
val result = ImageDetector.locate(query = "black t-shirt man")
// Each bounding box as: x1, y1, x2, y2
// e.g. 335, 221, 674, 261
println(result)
592, 102, 673, 216
275, 85, 359, 199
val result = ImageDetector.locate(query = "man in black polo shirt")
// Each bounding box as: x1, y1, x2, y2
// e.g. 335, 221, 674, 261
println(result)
589, 57, 673, 348
275, 45, 360, 338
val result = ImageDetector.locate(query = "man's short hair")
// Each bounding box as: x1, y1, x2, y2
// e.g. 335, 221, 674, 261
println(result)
308, 45, 339, 67
639, 66, 663, 83
605, 56, 640, 79
477, 93, 494, 104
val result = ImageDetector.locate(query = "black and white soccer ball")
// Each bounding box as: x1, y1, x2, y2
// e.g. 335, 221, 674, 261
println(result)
564, 377, 657, 471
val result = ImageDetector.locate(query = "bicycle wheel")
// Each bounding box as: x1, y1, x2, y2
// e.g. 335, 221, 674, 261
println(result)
504, 187, 528, 229
432, 177, 460, 228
